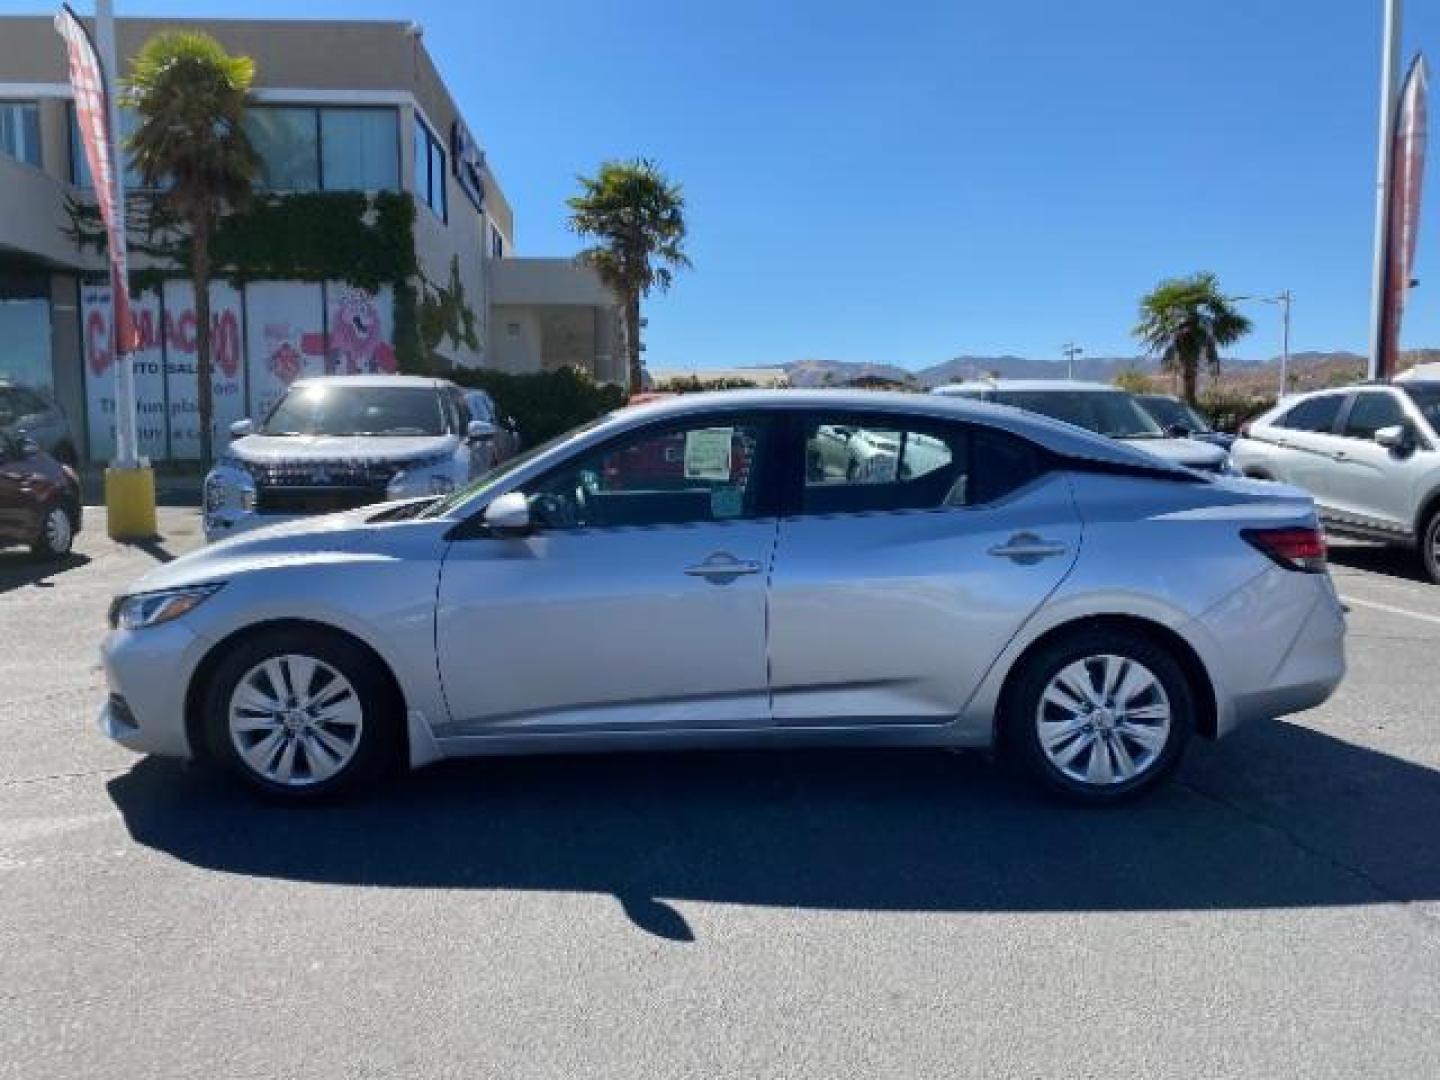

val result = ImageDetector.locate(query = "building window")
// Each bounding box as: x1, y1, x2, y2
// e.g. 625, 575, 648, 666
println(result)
0, 101, 41, 168
320, 108, 399, 191
69, 104, 143, 187
413, 116, 446, 221
243, 105, 399, 193
490, 224, 505, 258
245, 106, 319, 191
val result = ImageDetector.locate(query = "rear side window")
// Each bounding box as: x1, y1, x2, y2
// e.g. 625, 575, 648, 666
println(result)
1341, 392, 1405, 439
1277, 394, 1343, 433
800, 416, 1045, 514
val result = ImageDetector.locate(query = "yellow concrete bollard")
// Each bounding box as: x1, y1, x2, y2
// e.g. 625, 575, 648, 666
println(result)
105, 466, 158, 541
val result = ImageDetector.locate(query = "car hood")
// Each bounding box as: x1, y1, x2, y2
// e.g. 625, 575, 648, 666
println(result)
1119, 436, 1227, 468
227, 433, 457, 465
121, 500, 445, 596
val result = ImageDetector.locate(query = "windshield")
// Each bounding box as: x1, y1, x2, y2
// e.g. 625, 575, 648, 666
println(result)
419, 415, 613, 518
1401, 384, 1440, 433
262, 384, 449, 437
1139, 395, 1210, 433
994, 390, 1164, 438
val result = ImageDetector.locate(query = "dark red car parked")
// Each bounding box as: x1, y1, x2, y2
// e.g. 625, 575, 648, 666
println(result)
0, 430, 81, 558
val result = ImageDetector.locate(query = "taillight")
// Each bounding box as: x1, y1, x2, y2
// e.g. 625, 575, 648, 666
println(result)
1242, 526, 1327, 573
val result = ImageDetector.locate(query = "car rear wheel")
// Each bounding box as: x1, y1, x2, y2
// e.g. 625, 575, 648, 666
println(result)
1419, 509, 1440, 585
30, 503, 74, 559
202, 628, 401, 801
1006, 628, 1193, 804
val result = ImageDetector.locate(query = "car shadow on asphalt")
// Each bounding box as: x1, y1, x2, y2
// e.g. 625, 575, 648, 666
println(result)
105, 718, 1440, 940
1327, 541, 1429, 584
0, 551, 90, 595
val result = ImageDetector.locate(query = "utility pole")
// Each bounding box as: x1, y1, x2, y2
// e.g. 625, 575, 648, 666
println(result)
1061, 342, 1083, 380
1368, 0, 1403, 380
1277, 289, 1292, 397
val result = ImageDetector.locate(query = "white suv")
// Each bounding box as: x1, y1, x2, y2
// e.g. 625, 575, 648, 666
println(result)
1231, 381, 1440, 581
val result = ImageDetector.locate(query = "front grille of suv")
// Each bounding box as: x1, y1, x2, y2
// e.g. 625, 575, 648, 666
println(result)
250, 460, 399, 515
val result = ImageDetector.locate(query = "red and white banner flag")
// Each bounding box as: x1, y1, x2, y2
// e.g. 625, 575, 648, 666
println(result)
1378, 53, 1429, 380
55, 3, 139, 355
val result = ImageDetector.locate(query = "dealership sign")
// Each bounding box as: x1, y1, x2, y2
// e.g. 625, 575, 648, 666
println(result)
451, 119, 485, 212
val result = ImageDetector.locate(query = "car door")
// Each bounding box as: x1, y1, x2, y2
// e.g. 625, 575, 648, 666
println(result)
435, 413, 781, 736
0, 433, 36, 540
1328, 389, 1426, 533
768, 412, 1081, 726
1259, 393, 1348, 507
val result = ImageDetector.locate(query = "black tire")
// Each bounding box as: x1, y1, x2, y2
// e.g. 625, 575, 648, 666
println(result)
30, 501, 75, 560
1419, 509, 1440, 585
201, 627, 402, 802
1004, 627, 1194, 805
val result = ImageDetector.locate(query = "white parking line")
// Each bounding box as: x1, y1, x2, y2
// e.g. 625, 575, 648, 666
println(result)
1340, 594, 1440, 627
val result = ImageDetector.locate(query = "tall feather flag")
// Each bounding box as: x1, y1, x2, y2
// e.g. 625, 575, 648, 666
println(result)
1378, 54, 1429, 380
54, 3, 139, 355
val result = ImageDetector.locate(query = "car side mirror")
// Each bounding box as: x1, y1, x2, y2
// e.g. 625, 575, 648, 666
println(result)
229, 418, 254, 439
467, 420, 498, 442
483, 491, 531, 536
1165, 423, 1192, 439
1374, 423, 1410, 452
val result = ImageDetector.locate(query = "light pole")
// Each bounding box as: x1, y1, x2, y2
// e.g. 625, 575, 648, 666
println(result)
1231, 292, 1293, 398
1062, 342, 1083, 380
1368, 0, 1404, 380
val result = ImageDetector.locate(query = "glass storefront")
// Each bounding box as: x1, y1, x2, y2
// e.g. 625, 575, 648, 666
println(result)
0, 274, 53, 394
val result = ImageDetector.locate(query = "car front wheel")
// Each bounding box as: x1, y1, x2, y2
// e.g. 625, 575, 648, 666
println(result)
203, 628, 401, 801
1006, 628, 1194, 804
1420, 509, 1440, 585
31, 503, 75, 559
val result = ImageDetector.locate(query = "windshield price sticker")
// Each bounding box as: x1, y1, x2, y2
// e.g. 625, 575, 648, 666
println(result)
684, 427, 734, 480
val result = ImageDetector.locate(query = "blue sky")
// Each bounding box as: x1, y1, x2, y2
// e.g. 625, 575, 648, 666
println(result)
19, 1, 1440, 369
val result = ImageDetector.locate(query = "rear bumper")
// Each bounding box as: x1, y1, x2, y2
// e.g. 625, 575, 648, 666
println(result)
1196, 568, 1346, 736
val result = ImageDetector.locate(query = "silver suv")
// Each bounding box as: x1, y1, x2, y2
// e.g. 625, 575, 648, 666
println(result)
1231, 381, 1440, 581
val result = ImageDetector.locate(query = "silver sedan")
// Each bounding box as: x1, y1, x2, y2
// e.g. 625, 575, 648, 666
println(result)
99, 390, 1346, 804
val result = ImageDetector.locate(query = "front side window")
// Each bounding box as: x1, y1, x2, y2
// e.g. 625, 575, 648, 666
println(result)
262, 384, 449, 437
1342, 392, 1406, 440
528, 418, 774, 529
994, 390, 1162, 439
320, 108, 398, 191
802, 416, 1043, 514
1278, 394, 1343, 433
1400, 384, 1440, 434
0, 101, 41, 168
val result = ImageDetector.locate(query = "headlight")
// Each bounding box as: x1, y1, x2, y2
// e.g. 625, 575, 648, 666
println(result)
108, 584, 223, 630
204, 463, 256, 512
387, 454, 456, 499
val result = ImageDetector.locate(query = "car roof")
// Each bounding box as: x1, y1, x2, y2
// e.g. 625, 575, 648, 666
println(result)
932, 379, 1120, 393
290, 374, 451, 390
590, 389, 1192, 475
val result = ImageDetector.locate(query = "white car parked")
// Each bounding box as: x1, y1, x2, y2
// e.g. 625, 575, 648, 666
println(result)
102, 390, 1344, 806
203, 375, 508, 541
1231, 380, 1440, 581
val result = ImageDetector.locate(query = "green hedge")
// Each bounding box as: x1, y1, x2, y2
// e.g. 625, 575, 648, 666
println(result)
445, 367, 627, 444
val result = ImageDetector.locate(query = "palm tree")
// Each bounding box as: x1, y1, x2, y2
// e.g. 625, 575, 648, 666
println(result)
1134, 272, 1252, 406
125, 31, 257, 464
567, 159, 691, 394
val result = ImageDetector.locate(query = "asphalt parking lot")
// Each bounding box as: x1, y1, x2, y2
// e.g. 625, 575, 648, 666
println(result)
3, 508, 1439, 1079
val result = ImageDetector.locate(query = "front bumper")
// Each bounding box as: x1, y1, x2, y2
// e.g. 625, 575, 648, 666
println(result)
97, 620, 212, 758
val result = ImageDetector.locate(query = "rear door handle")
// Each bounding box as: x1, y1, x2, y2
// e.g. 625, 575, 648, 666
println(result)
1332, 450, 1348, 461
684, 553, 762, 581
988, 533, 1069, 562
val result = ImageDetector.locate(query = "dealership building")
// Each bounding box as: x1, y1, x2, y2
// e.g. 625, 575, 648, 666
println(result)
0, 15, 622, 463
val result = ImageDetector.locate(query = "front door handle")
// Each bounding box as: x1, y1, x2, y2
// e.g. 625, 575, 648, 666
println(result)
1332, 449, 1348, 461
684, 552, 762, 582
988, 533, 1069, 562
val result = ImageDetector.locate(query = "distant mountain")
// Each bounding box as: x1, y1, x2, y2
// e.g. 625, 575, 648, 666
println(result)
763, 350, 1440, 392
